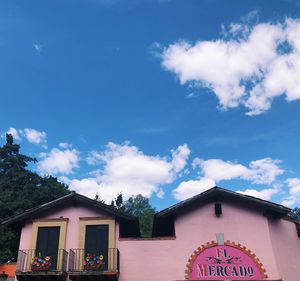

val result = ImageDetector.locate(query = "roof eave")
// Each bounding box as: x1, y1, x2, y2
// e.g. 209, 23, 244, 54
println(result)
155, 186, 291, 219
2, 192, 137, 226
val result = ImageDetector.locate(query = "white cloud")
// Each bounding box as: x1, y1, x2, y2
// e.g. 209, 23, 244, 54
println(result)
281, 198, 295, 207
23, 128, 47, 145
161, 18, 300, 115
193, 158, 249, 182
38, 148, 79, 175
69, 178, 102, 199
287, 178, 300, 195
33, 43, 43, 53
71, 142, 190, 202
173, 157, 283, 201
86, 150, 103, 165
171, 144, 191, 173
5, 127, 21, 140
247, 158, 284, 184
59, 142, 72, 149
281, 178, 300, 207
237, 187, 278, 200
156, 188, 165, 199
2, 127, 47, 146
173, 178, 215, 201
193, 157, 283, 184
58, 176, 72, 185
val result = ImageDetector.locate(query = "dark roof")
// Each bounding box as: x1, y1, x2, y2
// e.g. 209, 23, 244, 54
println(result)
156, 186, 291, 218
152, 186, 291, 236
1, 192, 137, 226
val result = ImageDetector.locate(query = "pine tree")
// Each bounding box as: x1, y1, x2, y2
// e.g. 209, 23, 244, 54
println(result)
0, 134, 70, 262
110, 192, 125, 211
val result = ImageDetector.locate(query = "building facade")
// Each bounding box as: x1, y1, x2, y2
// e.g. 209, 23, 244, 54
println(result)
2, 187, 300, 281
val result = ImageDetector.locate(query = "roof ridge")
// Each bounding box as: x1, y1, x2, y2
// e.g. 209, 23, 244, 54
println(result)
2, 191, 137, 226
155, 186, 290, 218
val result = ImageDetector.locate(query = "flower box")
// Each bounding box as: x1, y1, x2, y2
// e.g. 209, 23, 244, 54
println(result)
31, 255, 51, 271
83, 253, 105, 271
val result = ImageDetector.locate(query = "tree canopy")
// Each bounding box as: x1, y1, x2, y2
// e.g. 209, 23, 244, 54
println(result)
0, 132, 156, 262
5, 133, 299, 261
289, 207, 300, 222
0, 134, 70, 263
123, 194, 156, 238
109, 192, 156, 237
110, 192, 125, 212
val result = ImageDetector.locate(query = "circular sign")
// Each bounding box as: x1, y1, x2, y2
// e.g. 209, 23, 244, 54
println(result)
186, 241, 267, 280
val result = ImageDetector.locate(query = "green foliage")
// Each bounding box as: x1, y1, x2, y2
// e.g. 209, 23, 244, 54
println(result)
110, 192, 125, 211
289, 207, 300, 222
115, 193, 124, 210
124, 194, 156, 238
98, 192, 155, 237
94, 192, 105, 203
0, 134, 36, 175
0, 134, 70, 263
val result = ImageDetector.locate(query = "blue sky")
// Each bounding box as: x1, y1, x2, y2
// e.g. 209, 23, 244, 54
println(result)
1, 0, 300, 210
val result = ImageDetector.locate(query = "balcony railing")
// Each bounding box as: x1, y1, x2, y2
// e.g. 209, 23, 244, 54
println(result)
16, 249, 68, 273
69, 248, 120, 273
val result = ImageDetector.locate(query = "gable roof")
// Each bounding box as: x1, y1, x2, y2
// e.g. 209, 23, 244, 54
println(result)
1, 191, 137, 226
152, 186, 291, 236
156, 186, 291, 218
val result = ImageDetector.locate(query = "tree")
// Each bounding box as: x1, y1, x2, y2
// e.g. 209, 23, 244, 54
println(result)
110, 192, 125, 211
124, 194, 156, 238
0, 134, 70, 263
94, 192, 105, 203
289, 207, 300, 222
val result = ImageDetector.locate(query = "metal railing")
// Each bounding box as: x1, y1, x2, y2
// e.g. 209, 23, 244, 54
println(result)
16, 249, 68, 273
69, 248, 120, 273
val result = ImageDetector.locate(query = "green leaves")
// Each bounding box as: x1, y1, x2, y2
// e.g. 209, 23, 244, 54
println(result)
110, 192, 125, 211
0, 134, 70, 263
289, 207, 300, 222
0, 134, 36, 175
109, 192, 156, 237
123, 194, 156, 238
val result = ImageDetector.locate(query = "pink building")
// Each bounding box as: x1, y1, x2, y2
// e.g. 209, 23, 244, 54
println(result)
2, 187, 300, 281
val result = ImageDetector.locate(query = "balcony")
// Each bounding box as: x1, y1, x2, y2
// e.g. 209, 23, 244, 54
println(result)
16, 249, 68, 281
68, 248, 120, 281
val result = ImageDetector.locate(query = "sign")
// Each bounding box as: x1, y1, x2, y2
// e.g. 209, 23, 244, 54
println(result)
186, 241, 267, 280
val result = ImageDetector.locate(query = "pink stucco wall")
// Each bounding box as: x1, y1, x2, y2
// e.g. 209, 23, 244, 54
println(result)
268, 219, 300, 281
19, 205, 112, 251
18, 200, 300, 281
18, 205, 114, 281
19, 222, 32, 250
117, 203, 284, 281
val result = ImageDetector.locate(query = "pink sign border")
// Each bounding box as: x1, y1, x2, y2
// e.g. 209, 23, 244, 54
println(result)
185, 240, 268, 280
